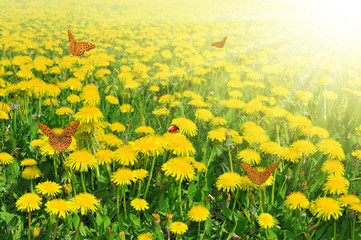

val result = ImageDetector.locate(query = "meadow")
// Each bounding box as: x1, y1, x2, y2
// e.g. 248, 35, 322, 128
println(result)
1, 0, 361, 239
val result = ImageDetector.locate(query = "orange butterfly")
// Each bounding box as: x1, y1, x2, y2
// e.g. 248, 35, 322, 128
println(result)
68, 30, 95, 56
241, 163, 279, 186
38, 121, 80, 152
211, 36, 227, 48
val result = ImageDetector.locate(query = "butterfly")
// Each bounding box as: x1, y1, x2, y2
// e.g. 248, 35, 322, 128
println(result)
38, 121, 80, 152
68, 30, 95, 57
240, 162, 279, 186
211, 36, 227, 48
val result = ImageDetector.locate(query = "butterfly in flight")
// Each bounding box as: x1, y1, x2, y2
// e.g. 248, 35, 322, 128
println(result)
68, 30, 95, 57
211, 36, 227, 48
241, 162, 279, 186
38, 121, 80, 152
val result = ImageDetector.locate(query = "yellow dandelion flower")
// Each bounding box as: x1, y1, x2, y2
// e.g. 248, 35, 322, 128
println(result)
351, 150, 361, 160
133, 169, 149, 180
135, 126, 155, 135
163, 132, 195, 156
16, 192, 42, 212
291, 140, 316, 157
95, 150, 114, 165
114, 144, 138, 166
131, 198, 149, 211
323, 175, 349, 195
301, 126, 329, 138
20, 158, 37, 166
120, 103, 134, 113
288, 115, 312, 131
188, 205, 210, 222
67, 94, 81, 104
111, 168, 136, 185
216, 172, 242, 192
99, 133, 123, 148
212, 117, 227, 126
351, 203, 361, 213
22, 166, 41, 180
338, 194, 360, 207
0, 110, 9, 119
162, 157, 195, 181
74, 106, 104, 123
241, 122, 269, 145
45, 199, 73, 218
317, 139, 345, 160
35, 181, 62, 197
80, 84, 100, 106
171, 117, 198, 137
310, 197, 343, 221
56, 107, 74, 116
321, 159, 344, 175
149, 85, 160, 92
284, 192, 310, 210
257, 213, 275, 229
192, 161, 207, 172
105, 95, 119, 105
109, 122, 126, 132
152, 107, 170, 116
71, 193, 100, 215
138, 232, 154, 240
282, 147, 302, 163
131, 135, 164, 157
260, 141, 285, 158
65, 150, 97, 172
238, 149, 261, 165
195, 109, 214, 122
0, 152, 14, 165
169, 222, 188, 235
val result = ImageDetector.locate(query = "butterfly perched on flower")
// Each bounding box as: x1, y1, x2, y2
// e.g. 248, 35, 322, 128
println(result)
68, 30, 95, 57
241, 163, 279, 186
211, 37, 227, 48
38, 121, 80, 152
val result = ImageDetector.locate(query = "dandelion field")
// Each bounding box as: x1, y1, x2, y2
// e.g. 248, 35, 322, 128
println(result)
1, 0, 361, 239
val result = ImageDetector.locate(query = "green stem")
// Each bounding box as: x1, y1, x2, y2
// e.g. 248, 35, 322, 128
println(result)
271, 166, 277, 206
293, 159, 302, 189
352, 218, 355, 240
74, 214, 83, 240
53, 156, 58, 182
117, 186, 120, 220
228, 149, 233, 172
80, 172, 86, 193
258, 187, 263, 213
123, 185, 127, 220
52, 217, 59, 240
30, 179, 33, 192
178, 179, 183, 218
309, 218, 322, 239
144, 156, 156, 199
294, 209, 297, 234
206, 145, 215, 169
334, 219, 337, 240
198, 221, 201, 239
28, 212, 31, 240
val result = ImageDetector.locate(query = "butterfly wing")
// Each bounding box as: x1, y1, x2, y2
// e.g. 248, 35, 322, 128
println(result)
211, 36, 227, 48
61, 121, 80, 138
259, 163, 279, 185
38, 122, 57, 138
79, 42, 95, 51
241, 163, 263, 185
68, 30, 76, 56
